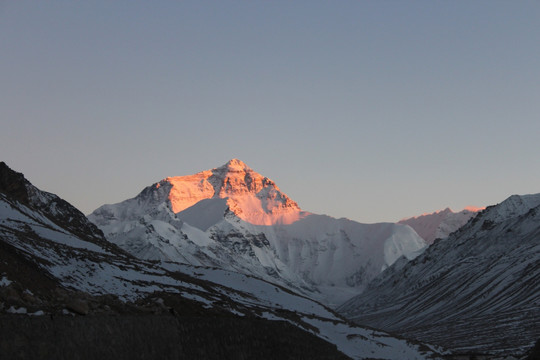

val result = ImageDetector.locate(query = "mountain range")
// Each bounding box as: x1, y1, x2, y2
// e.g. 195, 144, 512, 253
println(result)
339, 193, 540, 356
89, 159, 427, 306
0, 161, 442, 359
2, 159, 539, 358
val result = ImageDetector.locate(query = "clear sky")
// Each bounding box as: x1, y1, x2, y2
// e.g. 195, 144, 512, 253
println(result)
1, 1, 539, 223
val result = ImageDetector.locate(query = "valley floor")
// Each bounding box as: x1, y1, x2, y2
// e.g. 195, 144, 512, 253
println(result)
0, 313, 351, 360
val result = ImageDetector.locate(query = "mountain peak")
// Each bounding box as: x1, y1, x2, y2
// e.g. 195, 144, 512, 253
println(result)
211, 159, 257, 181
463, 205, 485, 212
399, 206, 481, 244
161, 161, 302, 224
0, 161, 30, 204
220, 158, 251, 171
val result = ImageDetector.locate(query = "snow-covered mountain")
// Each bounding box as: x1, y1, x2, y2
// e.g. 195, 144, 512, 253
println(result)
89, 159, 426, 306
0, 161, 443, 359
398, 207, 483, 244
338, 193, 540, 356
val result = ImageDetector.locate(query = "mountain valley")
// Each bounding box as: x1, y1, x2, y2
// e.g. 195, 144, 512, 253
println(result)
1, 159, 538, 359
0, 161, 443, 359
339, 194, 540, 356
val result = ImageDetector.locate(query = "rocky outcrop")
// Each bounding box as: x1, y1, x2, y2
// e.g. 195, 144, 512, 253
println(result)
0, 162, 30, 204
0, 162, 109, 250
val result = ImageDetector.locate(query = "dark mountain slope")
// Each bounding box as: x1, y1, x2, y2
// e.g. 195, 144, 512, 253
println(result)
339, 194, 540, 356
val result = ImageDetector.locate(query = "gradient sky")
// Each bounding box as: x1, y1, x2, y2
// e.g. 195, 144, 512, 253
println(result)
1, 1, 539, 223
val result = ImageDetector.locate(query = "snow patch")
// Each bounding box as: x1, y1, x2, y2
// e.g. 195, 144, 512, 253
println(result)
0, 276, 12, 287
7, 306, 27, 314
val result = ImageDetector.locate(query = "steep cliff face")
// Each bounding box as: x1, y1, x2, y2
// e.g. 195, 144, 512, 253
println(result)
339, 194, 540, 356
89, 159, 426, 306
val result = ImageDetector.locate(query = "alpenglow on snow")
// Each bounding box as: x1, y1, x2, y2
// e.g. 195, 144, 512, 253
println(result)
89, 159, 427, 306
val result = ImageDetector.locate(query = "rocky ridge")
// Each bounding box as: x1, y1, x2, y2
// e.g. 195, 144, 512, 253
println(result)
338, 194, 540, 356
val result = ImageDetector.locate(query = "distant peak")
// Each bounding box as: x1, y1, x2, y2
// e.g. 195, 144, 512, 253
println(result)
211, 159, 255, 176
221, 158, 251, 171
401, 206, 485, 222
430, 208, 453, 215
227, 158, 247, 166
463, 206, 485, 212
400, 208, 452, 221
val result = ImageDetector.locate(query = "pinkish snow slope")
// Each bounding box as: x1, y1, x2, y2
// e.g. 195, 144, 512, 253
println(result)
399, 207, 484, 244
